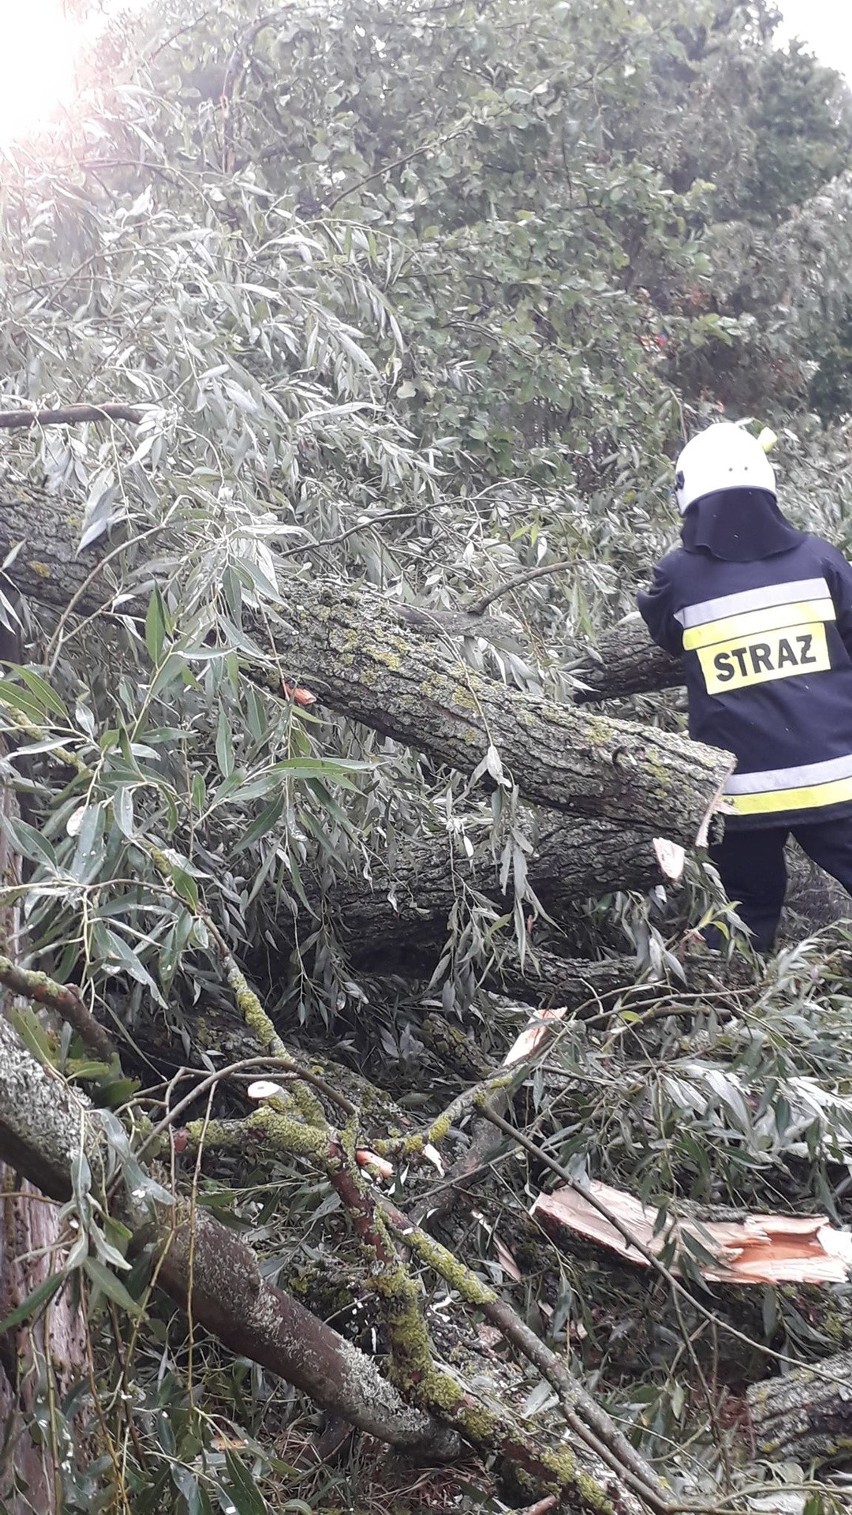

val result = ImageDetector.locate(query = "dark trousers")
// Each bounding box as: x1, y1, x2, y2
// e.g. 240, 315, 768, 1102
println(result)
710, 818, 852, 953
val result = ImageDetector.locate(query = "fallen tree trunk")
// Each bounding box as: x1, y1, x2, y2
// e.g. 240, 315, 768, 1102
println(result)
748, 1349, 852, 1467
328, 816, 666, 962
263, 582, 728, 841
570, 620, 684, 704
0, 1012, 457, 1457
1, 486, 729, 844
491, 949, 670, 1009
146, 951, 653, 1067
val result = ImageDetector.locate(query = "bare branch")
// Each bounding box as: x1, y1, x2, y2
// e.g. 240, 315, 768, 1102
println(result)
0, 954, 116, 1063
0, 404, 144, 430
464, 557, 576, 617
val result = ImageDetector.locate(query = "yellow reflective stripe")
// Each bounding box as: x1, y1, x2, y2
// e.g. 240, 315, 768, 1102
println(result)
698, 622, 829, 693
682, 598, 835, 651
729, 775, 852, 816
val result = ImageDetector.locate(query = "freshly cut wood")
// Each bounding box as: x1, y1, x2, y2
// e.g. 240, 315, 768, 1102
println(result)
503, 1005, 569, 1066
532, 1180, 852, 1285
0, 486, 731, 844
653, 836, 685, 880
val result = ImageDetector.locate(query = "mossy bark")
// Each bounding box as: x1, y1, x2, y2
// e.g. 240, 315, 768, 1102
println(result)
0, 486, 728, 845
0, 1013, 457, 1458
0, 741, 88, 1514
748, 1348, 852, 1467
260, 581, 729, 843
0, 1015, 656, 1512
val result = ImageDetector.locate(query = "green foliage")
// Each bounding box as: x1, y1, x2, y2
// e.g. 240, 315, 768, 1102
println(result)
745, 43, 852, 220
3, 0, 852, 1509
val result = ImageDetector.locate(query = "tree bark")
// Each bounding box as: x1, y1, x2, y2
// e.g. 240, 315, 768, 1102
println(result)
0, 1012, 458, 1459
264, 581, 728, 841
0, 486, 728, 844
0, 732, 87, 1513
328, 816, 665, 963
491, 948, 662, 1009
0, 1014, 661, 1513
747, 1349, 852, 1467
570, 620, 684, 704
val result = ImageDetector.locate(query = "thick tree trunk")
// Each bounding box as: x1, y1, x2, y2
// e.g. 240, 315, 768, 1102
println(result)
1, 487, 728, 844
0, 1012, 458, 1458
264, 581, 728, 840
491, 948, 662, 1009
329, 816, 665, 963
748, 1349, 852, 1467
570, 620, 684, 704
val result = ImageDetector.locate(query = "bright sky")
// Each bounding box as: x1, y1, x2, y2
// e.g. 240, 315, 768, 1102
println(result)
0, 1, 80, 143
0, 1, 849, 148
777, 0, 852, 81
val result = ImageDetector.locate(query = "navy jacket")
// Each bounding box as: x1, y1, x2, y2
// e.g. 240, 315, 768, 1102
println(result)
637, 494, 852, 829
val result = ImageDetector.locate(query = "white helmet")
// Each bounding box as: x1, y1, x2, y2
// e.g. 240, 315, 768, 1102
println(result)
675, 422, 775, 514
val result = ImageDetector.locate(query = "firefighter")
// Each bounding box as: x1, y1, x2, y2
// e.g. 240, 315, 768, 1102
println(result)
638, 420, 852, 952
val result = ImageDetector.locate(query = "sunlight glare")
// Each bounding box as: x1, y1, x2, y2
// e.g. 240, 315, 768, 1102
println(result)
0, 1, 81, 145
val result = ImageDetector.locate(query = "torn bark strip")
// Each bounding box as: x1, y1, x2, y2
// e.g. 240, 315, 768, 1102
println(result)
533, 1180, 852, 1285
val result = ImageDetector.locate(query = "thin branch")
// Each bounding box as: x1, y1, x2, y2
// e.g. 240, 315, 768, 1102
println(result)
465, 557, 576, 617
0, 404, 144, 430
132, 1055, 356, 1170
382, 1200, 673, 1514
183, 1103, 659, 1508
0, 954, 116, 1063
277, 506, 425, 561
326, 118, 476, 211
372, 1069, 517, 1158
221, 9, 290, 172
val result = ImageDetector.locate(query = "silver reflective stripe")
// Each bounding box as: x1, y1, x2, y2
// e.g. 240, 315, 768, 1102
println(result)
675, 578, 829, 630
725, 752, 852, 795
